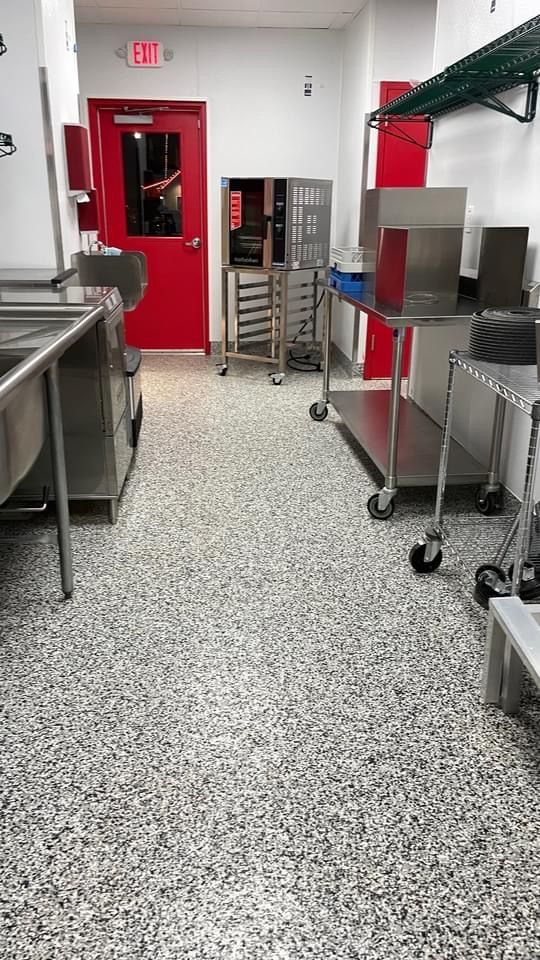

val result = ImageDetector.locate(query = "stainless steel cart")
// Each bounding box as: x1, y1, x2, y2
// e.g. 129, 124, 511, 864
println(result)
409, 352, 540, 603
309, 285, 487, 517
218, 266, 320, 385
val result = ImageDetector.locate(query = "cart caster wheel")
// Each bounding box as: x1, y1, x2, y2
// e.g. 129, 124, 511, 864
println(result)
217, 365, 228, 377
367, 493, 394, 520
475, 489, 502, 515
475, 563, 506, 583
270, 374, 284, 386
309, 402, 328, 422
409, 541, 443, 573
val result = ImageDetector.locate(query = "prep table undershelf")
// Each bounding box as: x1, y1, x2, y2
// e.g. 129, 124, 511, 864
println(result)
328, 389, 486, 486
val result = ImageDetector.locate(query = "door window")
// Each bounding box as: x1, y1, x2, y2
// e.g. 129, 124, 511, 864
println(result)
122, 132, 182, 237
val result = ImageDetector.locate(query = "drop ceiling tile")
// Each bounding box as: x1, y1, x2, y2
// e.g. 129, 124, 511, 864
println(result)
181, 0, 259, 10
97, 6, 181, 22
75, 6, 104, 20
180, 9, 258, 25
259, 10, 334, 26
95, 0, 177, 7
329, 11, 354, 27
260, 0, 352, 13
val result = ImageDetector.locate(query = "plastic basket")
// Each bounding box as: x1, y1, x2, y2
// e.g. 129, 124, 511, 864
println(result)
331, 245, 375, 274
329, 268, 365, 295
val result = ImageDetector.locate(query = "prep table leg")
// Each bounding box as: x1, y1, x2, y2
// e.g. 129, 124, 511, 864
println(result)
500, 638, 523, 714
218, 269, 228, 375
45, 362, 73, 599
477, 394, 505, 509
410, 355, 457, 568
275, 272, 288, 384
510, 408, 540, 595
483, 610, 507, 705
309, 289, 332, 420
377, 327, 405, 512
108, 499, 119, 525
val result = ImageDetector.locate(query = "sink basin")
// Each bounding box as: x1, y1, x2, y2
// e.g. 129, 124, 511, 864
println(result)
0, 354, 46, 507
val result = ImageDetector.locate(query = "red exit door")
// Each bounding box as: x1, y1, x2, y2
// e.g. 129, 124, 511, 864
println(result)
363, 82, 429, 380
89, 100, 209, 351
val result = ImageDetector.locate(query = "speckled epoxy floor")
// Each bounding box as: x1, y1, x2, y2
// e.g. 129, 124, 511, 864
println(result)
1, 355, 540, 960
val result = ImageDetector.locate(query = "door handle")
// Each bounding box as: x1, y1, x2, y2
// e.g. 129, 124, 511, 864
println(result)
185, 237, 201, 249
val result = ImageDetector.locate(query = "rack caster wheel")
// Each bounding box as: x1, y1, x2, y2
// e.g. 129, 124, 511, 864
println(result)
270, 373, 284, 386
217, 365, 228, 377
409, 541, 442, 573
309, 402, 328, 422
367, 493, 394, 520
474, 563, 506, 584
475, 488, 502, 515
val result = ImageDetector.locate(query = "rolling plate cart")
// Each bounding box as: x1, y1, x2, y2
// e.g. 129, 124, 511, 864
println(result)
218, 266, 320, 385
309, 285, 487, 517
409, 351, 540, 608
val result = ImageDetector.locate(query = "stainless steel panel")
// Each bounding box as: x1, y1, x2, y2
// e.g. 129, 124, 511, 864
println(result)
97, 305, 128, 434
72, 251, 147, 310
0, 371, 45, 505
477, 227, 529, 306
328, 388, 486, 486
402, 226, 463, 302
284, 178, 332, 270
362, 187, 467, 254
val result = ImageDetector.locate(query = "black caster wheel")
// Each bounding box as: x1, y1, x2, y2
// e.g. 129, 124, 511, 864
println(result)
367, 493, 395, 521
475, 563, 506, 584
475, 489, 502, 515
270, 374, 284, 386
409, 541, 443, 573
309, 402, 328, 422
217, 366, 228, 377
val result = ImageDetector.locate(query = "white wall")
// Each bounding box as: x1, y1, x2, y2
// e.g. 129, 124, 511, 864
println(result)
332, 1, 374, 361
76, 24, 344, 342
39, 0, 82, 266
0, 0, 82, 270
331, 0, 437, 363
0, 0, 54, 267
410, 0, 540, 496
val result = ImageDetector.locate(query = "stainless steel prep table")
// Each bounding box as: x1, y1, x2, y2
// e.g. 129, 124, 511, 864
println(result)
310, 284, 487, 518
0, 302, 106, 597
0, 287, 131, 523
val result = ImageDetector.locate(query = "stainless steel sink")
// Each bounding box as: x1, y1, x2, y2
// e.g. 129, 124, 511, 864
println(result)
0, 355, 45, 506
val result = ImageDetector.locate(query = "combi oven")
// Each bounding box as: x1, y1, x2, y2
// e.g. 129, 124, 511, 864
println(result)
221, 177, 332, 271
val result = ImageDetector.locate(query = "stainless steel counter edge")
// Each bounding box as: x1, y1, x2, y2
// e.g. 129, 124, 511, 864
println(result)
322, 282, 480, 329
0, 303, 106, 410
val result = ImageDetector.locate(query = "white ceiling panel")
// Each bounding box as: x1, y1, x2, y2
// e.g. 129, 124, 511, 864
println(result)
95, 0, 177, 7
181, 0, 259, 11
75, 6, 104, 20
260, 0, 357, 13
259, 10, 334, 26
180, 9, 259, 25
97, 6, 181, 22
329, 11, 354, 27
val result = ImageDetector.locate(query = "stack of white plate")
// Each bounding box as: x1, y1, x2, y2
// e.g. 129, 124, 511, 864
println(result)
469, 307, 540, 365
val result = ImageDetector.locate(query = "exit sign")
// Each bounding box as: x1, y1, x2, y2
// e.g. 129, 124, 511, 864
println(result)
127, 40, 163, 68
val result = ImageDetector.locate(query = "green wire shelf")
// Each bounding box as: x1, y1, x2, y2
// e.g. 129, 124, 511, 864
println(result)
368, 14, 540, 148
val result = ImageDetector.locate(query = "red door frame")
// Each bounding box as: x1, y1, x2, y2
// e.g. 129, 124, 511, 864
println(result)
363, 81, 428, 380
87, 98, 210, 354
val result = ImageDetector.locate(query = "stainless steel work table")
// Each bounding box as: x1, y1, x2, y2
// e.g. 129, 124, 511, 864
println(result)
309, 285, 487, 518
0, 302, 106, 597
